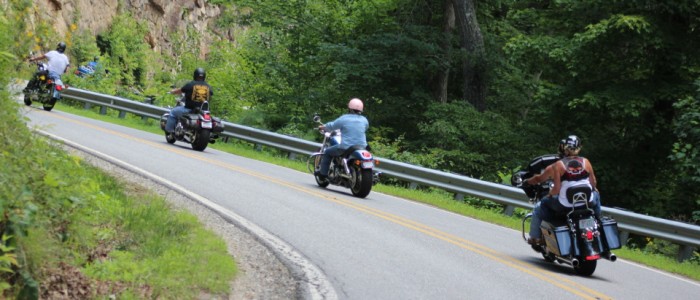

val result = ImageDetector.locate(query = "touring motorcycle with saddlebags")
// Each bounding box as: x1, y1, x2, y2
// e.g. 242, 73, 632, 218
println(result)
308, 114, 380, 198
511, 155, 621, 276
159, 94, 224, 151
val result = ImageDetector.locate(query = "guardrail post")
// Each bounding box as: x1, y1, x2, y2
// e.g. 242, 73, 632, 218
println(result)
409, 182, 418, 190
676, 245, 696, 262
100, 106, 107, 115
118, 111, 126, 118
255, 144, 262, 152
83, 102, 91, 110
288, 152, 296, 160
503, 205, 515, 216
454, 193, 464, 202
619, 230, 630, 247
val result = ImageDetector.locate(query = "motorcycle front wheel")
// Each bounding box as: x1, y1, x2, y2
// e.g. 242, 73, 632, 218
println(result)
23, 93, 32, 106
310, 154, 329, 188
165, 132, 176, 144
350, 167, 373, 198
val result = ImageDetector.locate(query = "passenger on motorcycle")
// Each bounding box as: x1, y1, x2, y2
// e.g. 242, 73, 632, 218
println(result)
524, 135, 602, 245
165, 67, 213, 136
315, 98, 369, 180
24, 42, 70, 93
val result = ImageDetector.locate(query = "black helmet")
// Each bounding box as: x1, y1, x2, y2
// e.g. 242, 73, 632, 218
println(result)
193, 67, 206, 80
557, 138, 567, 156
56, 42, 67, 53
564, 135, 581, 151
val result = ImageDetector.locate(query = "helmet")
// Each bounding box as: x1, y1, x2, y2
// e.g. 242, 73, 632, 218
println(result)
348, 98, 364, 112
56, 42, 67, 53
557, 138, 567, 156
193, 67, 206, 80
564, 135, 581, 151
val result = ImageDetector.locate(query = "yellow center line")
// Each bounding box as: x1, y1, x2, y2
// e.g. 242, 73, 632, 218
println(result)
44, 111, 612, 299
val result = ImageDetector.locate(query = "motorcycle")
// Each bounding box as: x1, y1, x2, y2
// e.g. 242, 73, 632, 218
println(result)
159, 95, 224, 151
307, 114, 380, 198
511, 158, 621, 276
23, 61, 65, 111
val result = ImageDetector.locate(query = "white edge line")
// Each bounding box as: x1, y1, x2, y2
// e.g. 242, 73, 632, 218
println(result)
36, 129, 339, 300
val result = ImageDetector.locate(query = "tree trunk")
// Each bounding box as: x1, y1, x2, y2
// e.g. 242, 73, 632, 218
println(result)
435, 0, 455, 104
452, 0, 487, 111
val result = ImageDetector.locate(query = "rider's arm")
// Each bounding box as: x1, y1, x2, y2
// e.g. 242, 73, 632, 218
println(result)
526, 162, 557, 185
169, 88, 182, 95
28, 54, 47, 62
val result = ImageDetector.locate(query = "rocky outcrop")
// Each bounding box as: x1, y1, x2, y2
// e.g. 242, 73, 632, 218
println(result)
29, 0, 225, 59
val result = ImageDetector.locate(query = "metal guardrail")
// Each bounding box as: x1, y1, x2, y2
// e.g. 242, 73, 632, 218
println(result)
61, 87, 700, 260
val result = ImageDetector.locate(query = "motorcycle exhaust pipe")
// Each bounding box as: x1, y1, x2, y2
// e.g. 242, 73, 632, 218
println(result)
571, 258, 580, 267
602, 252, 617, 262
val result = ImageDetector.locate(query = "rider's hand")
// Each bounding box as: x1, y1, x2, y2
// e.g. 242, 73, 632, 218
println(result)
318, 125, 326, 131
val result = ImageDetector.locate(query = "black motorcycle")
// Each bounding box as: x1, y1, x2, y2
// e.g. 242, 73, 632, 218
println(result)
159, 96, 224, 151
511, 158, 621, 276
307, 114, 380, 198
23, 62, 65, 111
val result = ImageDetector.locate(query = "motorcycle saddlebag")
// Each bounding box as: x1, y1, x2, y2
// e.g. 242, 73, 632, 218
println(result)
542, 223, 578, 257
601, 218, 621, 250
212, 116, 224, 133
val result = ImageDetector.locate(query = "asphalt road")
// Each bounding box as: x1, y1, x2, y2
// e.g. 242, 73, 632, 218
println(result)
23, 105, 700, 300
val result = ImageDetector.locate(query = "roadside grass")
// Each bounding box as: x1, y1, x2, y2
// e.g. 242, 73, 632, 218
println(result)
5, 100, 236, 298
55, 102, 700, 282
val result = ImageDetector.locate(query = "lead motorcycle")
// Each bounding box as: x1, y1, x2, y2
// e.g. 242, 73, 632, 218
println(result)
307, 114, 380, 198
511, 156, 621, 276
23, 61, 66, 111
159, 95, 224, 151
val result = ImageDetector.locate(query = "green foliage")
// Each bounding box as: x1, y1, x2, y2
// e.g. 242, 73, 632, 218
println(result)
99, 13, 150, 87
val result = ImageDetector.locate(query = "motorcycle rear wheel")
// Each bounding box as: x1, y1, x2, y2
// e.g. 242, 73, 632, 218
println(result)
191, 129, 211, 151
573, 260, 597, 276
43, 98, 57, 111
351, 167, 373, 198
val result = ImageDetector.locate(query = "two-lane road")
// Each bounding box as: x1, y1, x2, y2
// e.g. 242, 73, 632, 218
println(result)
24, 106, 700, 299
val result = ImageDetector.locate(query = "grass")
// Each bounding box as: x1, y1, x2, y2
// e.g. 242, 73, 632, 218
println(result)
4, 98, 237, 298
54, 101, 700, 282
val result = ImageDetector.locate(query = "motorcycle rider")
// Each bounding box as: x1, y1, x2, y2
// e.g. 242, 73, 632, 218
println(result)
524, 135, 602, 245
24, 42, 70, 93
165, 67, 213, 137
315, 98, 369, 180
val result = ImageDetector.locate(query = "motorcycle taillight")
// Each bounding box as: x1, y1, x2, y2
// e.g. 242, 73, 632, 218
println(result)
204, 114, 211, 120
55, 85, 63, 91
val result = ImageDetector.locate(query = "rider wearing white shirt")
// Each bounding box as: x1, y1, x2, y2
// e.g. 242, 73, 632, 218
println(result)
24, 42, 70, 92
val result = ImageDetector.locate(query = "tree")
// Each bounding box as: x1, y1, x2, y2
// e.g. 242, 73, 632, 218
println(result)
452, 0, 487, 111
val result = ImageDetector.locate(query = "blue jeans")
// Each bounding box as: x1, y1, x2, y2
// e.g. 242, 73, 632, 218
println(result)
48, 71, 63, 99
529, 191, 601, 239
165, 106, 191, 133
319, 145, 344, 176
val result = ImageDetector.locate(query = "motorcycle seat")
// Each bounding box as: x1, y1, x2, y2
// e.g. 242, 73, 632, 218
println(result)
341, 145, 368, 157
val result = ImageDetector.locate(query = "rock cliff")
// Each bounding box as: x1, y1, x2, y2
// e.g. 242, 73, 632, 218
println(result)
28, 0, 226, 58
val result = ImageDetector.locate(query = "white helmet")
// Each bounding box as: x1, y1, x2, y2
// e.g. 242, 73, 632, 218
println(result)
348, 98, 364, 112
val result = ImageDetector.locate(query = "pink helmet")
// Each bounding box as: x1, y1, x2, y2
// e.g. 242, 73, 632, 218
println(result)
348, 98, 364, 112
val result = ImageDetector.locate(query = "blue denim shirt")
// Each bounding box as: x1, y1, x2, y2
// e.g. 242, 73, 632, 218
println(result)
324, 113, 369, 149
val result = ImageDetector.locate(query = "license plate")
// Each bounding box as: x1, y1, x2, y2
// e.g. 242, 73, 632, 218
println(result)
579, 218, 596, 229
361, 161, 374, 168
201, 122, 213, 129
